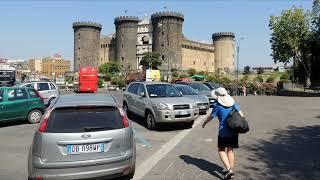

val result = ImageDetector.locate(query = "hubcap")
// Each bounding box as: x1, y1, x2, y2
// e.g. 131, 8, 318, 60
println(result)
147, 114, 152, 127
30, 112, 41, 122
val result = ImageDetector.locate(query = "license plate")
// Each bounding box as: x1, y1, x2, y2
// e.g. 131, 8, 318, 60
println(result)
176, 110, 188, 115
199, 105, 206, 109
67, 143, 104, 154
210, 100, 215, 103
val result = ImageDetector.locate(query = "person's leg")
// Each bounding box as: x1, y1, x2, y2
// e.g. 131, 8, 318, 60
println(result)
227, 147, 235, 169
218, 147, 231, 170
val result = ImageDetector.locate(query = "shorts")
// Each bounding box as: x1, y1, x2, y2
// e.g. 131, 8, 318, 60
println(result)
218, 135, 239, 149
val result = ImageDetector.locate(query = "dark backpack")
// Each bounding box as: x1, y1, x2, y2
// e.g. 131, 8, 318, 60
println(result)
227, 106, 249, 134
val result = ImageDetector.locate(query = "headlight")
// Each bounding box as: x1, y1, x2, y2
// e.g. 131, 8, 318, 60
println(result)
158, 103, 170, 110
192, 101, 198, 108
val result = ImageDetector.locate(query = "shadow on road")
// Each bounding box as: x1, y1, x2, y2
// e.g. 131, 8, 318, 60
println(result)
0, 120, 28, 128
180, 155, 224, 179
242, 125, 320, 180
316, 115, 320, 118
129, 114, 189, 132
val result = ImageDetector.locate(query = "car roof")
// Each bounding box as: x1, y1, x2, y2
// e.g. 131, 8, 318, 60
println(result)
173, 84, 190, 87
130, 81, 170, 85
0, 86, 34, 90
53, 94, 118, 108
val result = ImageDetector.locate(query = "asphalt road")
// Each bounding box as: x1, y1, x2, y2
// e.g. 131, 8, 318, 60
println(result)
0, 91, 319, 180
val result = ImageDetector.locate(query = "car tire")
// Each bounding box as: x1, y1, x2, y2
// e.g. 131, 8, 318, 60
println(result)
27, 109, 43, 124
146, 110, 157, 130
184, 120, 194, 129
123, 102, 132, 118
124, 171, 135, 180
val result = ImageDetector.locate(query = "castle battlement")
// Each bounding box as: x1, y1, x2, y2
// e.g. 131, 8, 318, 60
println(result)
151, 11, 184, 20
114, 16, 140, 24
212, 32, 235, 40
72, 21, 102, 29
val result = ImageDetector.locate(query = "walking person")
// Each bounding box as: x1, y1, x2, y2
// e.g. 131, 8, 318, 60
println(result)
202, 87, 245, 179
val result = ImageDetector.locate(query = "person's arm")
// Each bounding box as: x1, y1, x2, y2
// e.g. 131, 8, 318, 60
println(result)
234, 103, 245, 118
202, 105, 218, 128
202, 115, 212, 128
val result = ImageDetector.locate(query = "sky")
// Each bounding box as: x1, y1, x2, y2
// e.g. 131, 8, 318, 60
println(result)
0, 0, 313, 69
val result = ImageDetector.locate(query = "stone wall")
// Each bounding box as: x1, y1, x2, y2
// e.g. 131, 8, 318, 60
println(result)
99, 36, 115, 66
181, 38, 215, 72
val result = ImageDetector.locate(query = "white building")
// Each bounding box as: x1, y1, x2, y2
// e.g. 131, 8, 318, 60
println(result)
136, 17, 153, 69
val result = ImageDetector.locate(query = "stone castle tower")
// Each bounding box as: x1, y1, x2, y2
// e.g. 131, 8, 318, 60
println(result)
151, 12, 184, 71
73, 21, 102, 72
114, 16, 140, 72
212, 32, 235, 73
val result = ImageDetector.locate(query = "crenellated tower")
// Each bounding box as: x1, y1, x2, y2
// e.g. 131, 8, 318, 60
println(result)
73, 21, 102, 72
212, 32, 235, 74
151, 12, 184, 71
114, 16, 140, 72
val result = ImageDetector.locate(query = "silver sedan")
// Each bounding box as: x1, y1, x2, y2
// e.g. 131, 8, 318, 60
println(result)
173, 84, 210, 114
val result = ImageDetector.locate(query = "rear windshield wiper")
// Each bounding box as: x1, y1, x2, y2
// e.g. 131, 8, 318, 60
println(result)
84, 126, 115, 132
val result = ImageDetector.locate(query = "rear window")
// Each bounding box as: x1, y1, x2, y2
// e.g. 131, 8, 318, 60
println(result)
45, 107, 124, 133
37, 83, 50, 91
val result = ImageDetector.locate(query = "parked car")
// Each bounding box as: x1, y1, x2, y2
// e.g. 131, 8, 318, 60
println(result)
0, 87, 45, 124
15, 82, 59, 106
28, 94, 136, 180
173, 84, 210, 114
203, 82, 221, 90
176, 81, 215, 107
123, 82, 199, 130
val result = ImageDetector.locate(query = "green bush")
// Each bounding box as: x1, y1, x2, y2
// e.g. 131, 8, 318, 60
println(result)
280, 73, 290, 82
105, 73, 112, 81
254, 75, 264, 83
187, 68, 196, 76
172, 70, 179, 77
266, 76, 275, 83
98, 78, 104, 88
179, 74, 188, 78
111, 77, 126, 88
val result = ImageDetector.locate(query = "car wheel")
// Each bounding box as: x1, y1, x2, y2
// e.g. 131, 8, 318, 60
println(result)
123, 102, 132, 118
184, 120, 194, 129
27, 109, 42, 124
146, 111, 157, 130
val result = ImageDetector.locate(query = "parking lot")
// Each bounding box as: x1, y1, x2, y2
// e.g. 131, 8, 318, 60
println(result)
0, 90, 319, 180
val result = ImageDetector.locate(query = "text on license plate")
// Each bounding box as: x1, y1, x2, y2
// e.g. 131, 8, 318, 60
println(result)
67, 143, 104, 154
175, 110, 189, 115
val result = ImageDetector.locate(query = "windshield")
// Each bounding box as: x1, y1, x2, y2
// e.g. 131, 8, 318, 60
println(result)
175, 85, 199, 95
188, 83, 211, 92
146, 84, 182, 98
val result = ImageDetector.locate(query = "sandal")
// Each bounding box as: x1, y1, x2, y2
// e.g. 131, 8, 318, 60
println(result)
224, 169, 234, 179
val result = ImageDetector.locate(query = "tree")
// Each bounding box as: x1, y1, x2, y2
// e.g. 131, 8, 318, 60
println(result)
140, 52, 161, 69
243, 66, 251, 75
187, 68, 196, 76
266, 76, 275, 83
311, 0, 320, 86
254, 75, 264, 83
269, 7, 312, 86
98, 61, 120, 75
257, 67, 264, 74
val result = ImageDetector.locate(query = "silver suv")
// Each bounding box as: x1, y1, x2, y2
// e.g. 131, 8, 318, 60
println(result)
123, 82, 199, 130
28, 94, 136, 180
15, 82, 59, 106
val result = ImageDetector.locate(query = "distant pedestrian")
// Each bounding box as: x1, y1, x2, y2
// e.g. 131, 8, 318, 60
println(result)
242, 86, 247, 96
202, 87, 245, 179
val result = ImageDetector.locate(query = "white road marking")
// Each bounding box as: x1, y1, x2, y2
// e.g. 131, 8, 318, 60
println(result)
205, 138, 213, 142
134, 115, 207, 180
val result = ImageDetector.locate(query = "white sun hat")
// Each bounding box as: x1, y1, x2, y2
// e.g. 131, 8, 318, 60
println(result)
211, 87, 234, 107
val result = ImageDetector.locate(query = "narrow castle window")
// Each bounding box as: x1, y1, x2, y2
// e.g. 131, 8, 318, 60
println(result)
193, 61, 195, 65
121, 57, 124, 61
162, 55, 164, 60
121, 45, 123, 48
161, 44, 164, 47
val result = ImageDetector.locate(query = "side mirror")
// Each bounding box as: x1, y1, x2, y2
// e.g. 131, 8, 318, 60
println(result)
179, 91, 183, 95
139, 92, 146, 97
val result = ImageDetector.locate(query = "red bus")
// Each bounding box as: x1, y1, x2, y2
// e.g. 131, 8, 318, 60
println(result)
73, 67, 98, 93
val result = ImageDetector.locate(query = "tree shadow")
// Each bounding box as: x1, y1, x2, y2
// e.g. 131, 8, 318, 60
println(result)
315, 115, 320, 118
242, 125, 320, 180
180, 155, 224, 179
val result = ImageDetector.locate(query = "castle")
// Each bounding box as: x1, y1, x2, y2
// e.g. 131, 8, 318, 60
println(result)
73, 11, 235, 76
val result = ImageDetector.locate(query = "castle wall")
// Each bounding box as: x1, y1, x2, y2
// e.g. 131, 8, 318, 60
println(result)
181, 38, 215, 72
99, 36, 115, 66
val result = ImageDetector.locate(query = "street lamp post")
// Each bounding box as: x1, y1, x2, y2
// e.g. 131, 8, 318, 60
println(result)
236, 38, 244, 96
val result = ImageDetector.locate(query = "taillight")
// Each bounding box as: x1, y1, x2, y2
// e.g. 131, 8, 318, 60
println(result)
119, 107, 129, 128
38, 108, 53, 132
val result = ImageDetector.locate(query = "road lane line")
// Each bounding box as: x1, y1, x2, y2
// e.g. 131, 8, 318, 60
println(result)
134, 115, 207, 180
